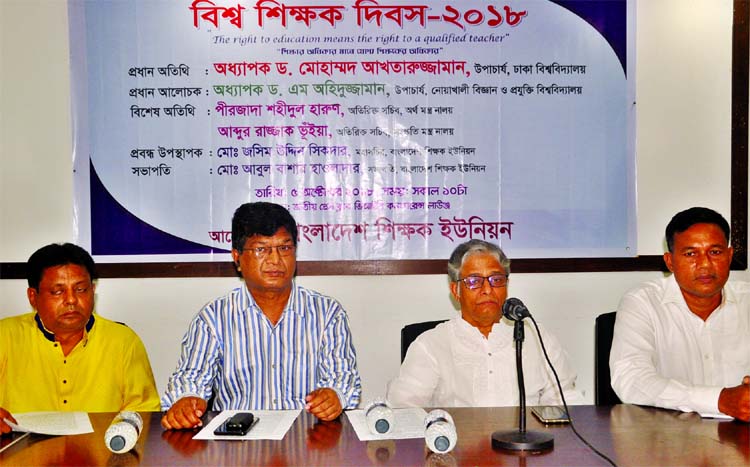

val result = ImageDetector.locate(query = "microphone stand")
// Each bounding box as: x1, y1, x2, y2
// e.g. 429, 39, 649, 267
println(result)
492, 319, 554, 452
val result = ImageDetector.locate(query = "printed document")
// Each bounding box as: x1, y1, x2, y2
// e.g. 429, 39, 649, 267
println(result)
4, 411, 93, 435
193, 409, 300, 441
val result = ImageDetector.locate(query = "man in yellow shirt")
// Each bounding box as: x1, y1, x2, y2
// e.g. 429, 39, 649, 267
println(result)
0, 243, 160, 434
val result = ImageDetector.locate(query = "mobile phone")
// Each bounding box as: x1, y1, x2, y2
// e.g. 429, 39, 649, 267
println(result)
531, 406, 570, 424
213, 412, 259, 436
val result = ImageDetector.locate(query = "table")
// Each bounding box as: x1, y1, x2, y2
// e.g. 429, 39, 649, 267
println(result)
0, 405, 747, 466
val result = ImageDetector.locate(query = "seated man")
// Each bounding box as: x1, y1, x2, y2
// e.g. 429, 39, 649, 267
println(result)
387, 239, 582, 407
610, 207, 750, 421
161, 202, 361, 429
0, 243, 160, 434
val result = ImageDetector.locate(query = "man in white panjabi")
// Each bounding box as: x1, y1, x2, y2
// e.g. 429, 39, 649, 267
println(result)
387, 239, 582, 408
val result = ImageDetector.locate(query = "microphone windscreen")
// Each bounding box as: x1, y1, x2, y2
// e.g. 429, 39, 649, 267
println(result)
502, 297, 530, 321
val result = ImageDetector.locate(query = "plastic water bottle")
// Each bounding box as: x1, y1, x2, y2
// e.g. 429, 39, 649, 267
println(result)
104, 411, 143, 453
424, 409, 457, 454
365, 398, 394, 434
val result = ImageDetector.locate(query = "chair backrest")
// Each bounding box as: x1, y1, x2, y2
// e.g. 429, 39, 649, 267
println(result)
400, 319, 448, 362
594, 311, 622, 405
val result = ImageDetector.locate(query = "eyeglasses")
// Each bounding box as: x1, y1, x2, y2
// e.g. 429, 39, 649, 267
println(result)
457, 274, 508, 290
247, 244, 296, 259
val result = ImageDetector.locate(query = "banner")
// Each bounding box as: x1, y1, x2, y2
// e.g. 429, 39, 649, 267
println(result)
70, 0, 636, 261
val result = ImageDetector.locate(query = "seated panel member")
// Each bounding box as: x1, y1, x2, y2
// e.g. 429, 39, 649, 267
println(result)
161, 202, 361, 429
610, 207, 750, 421
387, 240, 582, 408
0, 243, 160, 434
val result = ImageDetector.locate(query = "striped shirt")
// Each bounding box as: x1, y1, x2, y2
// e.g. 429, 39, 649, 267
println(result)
161, 281, 361, 411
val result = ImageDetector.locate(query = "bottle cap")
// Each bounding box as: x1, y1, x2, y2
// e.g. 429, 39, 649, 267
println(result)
109, 435, 126, 452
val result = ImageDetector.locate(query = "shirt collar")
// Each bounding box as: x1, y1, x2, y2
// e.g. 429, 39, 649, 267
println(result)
34, 312, 95, 343
662, 274, 734, 308
454, 316, 511, 339
453, 316, 514, 351
661, 275, 686, 305
240, 280, 303, 317
721, 281, 738, 304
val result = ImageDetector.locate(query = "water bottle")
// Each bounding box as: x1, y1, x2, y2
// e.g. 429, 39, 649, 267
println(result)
104, 411, 143, 453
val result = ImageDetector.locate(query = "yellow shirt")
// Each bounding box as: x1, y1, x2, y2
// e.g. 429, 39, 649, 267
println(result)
0, 313, 160, 413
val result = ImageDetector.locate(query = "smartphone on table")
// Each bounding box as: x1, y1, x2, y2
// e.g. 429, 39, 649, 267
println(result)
213, 412, 259, 436
531, 406, 570, 425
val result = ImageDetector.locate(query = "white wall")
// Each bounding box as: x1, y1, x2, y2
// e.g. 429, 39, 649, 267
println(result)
1, 0, 748, 404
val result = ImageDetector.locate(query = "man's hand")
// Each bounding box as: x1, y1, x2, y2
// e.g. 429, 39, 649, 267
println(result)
718, 375, 750, 422
0, 407, 17, 435
161, 397, 208, 430
305, 388, 342, 421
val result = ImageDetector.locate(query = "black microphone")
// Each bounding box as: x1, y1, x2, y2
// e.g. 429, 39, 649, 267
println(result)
492, 298, 554, 452
502, 297, 531, 321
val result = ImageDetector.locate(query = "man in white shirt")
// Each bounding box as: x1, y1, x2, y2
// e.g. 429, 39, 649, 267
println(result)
610, 207, 750, 421
387, 239, 582, 407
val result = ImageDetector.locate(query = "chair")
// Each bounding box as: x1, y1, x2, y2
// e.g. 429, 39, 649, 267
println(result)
400, 320, 448, 362
594, 311, 622, 405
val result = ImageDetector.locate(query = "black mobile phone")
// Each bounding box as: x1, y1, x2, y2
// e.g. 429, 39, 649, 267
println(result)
213, 412, 258, 436
531, 406, 570, 425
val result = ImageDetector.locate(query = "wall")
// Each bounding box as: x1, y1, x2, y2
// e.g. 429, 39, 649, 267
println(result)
1, 0, 747, 404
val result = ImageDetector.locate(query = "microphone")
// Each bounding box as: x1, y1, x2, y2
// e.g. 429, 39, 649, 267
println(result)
424, 409, 457, 454
104, 411, 143, 453
492, 298, 554, 452
365, 399, 394, 434
502, 297, 531, 321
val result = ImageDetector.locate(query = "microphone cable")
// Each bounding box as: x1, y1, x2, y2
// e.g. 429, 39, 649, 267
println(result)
529, 315, 619, 467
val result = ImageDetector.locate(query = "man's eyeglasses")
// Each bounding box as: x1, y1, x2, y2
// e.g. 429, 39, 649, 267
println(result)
247, 244, 296, 259
457, 274, 508, 290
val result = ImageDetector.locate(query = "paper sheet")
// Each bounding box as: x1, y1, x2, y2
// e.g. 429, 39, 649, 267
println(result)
193, 409, 301, 440
699, 412, 733, 420
6, 411, 93, 435
346, 407, 428, 441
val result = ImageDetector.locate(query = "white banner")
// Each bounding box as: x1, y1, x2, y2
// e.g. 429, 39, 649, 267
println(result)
70, 0, 636, 262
